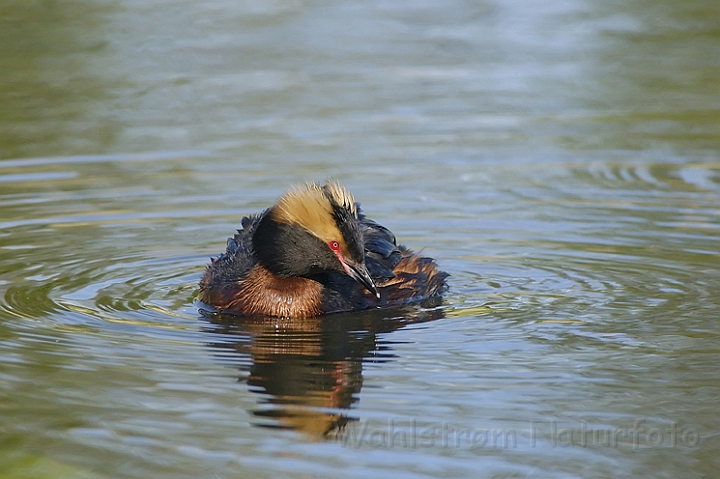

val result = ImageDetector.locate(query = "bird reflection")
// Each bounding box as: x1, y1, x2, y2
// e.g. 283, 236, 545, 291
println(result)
201, 304, 444, 440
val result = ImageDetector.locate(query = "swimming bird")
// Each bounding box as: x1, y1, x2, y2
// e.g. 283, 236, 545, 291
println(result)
198, 181, 448, 318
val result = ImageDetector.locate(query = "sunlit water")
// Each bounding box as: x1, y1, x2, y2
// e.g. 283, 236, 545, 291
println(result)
1, 1, 719, 478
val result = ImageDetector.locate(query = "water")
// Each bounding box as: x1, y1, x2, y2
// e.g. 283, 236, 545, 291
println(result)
1, 0, 719, 478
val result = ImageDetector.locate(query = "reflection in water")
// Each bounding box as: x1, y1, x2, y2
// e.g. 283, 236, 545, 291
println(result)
202, 305, 444, 439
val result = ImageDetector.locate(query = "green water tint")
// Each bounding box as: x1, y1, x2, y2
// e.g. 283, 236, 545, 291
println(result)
1, 0, 720, 478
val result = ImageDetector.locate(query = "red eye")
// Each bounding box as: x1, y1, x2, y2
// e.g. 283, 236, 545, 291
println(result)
329, 241, 340, 251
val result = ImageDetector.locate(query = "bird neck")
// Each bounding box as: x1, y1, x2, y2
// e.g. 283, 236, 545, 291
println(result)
235, 265, 324, 318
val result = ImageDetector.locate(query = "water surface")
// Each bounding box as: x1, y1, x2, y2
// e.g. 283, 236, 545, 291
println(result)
1, 1, 719, 478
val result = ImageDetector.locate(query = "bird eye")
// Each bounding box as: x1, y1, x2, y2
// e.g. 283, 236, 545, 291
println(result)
329, 241, 340, 251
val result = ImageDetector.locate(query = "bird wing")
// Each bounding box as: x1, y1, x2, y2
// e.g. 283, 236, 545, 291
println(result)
359, 210, 448, 301
359, 213, 401, 282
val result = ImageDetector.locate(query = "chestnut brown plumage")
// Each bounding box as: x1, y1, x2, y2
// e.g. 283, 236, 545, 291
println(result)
198, 181, 448, 318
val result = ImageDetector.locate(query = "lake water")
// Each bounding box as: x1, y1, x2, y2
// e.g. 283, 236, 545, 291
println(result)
1, 1, 719, 478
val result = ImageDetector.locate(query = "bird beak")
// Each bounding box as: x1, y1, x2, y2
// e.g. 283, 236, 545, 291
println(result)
347, 262, 380, 299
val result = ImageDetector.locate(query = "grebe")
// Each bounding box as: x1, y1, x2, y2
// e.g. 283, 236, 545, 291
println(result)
198, 181, 448, 318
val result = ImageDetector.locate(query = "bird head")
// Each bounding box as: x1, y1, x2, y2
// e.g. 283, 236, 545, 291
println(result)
252, 181, 379, 298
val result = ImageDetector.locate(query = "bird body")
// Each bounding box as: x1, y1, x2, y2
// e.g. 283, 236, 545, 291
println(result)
198, 182, 448, 318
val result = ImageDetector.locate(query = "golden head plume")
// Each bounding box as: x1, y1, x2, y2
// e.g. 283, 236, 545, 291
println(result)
272, 181, 357, 245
